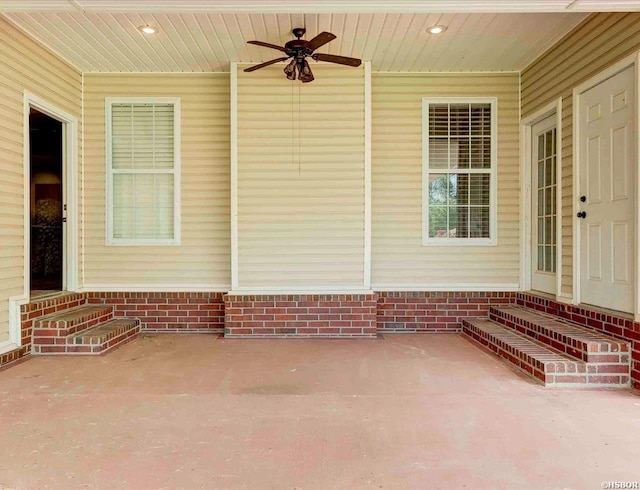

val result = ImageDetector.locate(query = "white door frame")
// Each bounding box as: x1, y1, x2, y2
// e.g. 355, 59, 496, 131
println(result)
5, 92, 79, 353
572, 52, 640, 319
520, 97, 563, 299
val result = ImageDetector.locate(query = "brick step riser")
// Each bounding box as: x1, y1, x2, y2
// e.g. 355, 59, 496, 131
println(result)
68, 321, 140, 346
32, 310, 115, 342
68, 326, 141, 354
462, 321, 630, 387
35, 325, 140, 355
488, 309, 629, 363
24, 294, 87, 319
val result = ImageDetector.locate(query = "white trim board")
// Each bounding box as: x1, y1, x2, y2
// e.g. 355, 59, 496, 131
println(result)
0, 1, 637, 12
372, 284, 520, 292
571, 51, 640, 319
230, 62, 239, 290
520, 97, 563, 299
363, 61, 372, 290
80, 285, 231, 293
9, 92, 80, 350
228, 289, 375, 296
80, 285, 521, 294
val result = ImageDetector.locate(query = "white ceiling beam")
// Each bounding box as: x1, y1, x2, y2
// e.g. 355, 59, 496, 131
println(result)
1, 0, 640, 13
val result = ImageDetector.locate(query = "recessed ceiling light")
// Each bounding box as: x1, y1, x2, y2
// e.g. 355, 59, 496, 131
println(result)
427, 25, 447, 35
139, 25, 157, 35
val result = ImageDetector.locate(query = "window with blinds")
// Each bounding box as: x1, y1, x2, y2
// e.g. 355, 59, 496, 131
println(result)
422, 99, 497, 245
106, 98, 180, 245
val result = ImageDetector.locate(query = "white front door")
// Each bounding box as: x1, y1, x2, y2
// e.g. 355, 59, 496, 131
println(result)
578, 65, 636, 313
531, 115, 558, 294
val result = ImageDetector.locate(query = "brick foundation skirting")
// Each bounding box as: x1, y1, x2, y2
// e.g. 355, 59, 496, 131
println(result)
3, 289, 639, 390
377, 291, 515, 334
87, 292, 225, 333
224, 294, 378, 338
516, 292, 640, 390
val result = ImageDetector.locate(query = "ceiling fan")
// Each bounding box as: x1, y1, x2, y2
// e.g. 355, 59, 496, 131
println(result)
244, 28, 362, 83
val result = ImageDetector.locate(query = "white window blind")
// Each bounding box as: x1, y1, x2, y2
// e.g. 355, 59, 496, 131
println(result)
106, 98, 180, 245
422, 98, 497, 246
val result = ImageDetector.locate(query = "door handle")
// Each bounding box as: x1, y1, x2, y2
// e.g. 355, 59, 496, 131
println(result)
577, 211, 587, 219
580, 195, 586, 202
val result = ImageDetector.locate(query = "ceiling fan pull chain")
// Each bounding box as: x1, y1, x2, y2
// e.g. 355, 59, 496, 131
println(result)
298, 83, 301, 176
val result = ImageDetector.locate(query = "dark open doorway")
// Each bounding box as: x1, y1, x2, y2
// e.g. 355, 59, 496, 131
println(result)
30, 108, 63, 296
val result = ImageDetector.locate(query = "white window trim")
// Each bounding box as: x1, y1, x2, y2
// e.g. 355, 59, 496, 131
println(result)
105, 96, 181, 246
421, 97, 498, 246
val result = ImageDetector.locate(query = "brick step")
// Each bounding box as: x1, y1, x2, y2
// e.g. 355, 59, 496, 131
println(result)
24, 292, 87, 320
33, 304, 114, 340
66, 318, 141, 354
34, 318, 140, 355
462, 318, 630, 387
490, 305, 630, 363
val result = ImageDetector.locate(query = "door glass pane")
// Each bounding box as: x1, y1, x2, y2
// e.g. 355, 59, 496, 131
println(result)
538, 245, 544, 271
545, 246, 553, 272
534, 127, 557, 274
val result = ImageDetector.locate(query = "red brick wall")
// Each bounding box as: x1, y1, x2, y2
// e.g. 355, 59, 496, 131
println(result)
87, 292, 225, 333
224, 294, 378, 338
516, 292, 640, 390
377, 292, 515, 333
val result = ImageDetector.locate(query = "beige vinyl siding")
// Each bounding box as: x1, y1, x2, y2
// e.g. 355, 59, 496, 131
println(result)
83, 74, 230, 286
0, 17, 81, 343
237, 64, 365, 288
371, 73, 520, 287
522, 12, 640, 297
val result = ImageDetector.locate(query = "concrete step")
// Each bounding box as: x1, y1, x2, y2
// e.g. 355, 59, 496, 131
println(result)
66, 318, 140, 355
489, 305, 630, 363
462, 318, 630, 387
33, 304, 114, 340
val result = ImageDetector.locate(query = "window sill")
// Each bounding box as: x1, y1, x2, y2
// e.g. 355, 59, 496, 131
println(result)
422, 238, 497, 247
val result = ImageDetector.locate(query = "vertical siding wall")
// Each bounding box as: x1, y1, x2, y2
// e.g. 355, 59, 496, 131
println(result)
82, 74, 230, 287
522, 12, 640, 297
0, 17, 81, 345
237, 65, 365, 288
371, 74, 520, 288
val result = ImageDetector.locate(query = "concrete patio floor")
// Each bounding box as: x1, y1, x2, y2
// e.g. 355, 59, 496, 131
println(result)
0, 334, 638, 490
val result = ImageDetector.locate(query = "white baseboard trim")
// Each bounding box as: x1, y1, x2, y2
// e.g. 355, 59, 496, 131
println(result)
7, 295, 28, 348
0, 340, 19, 356
228, 288, 375, 296
372, 283, 520, 292
79, 284, 522, 294
555, 293, 575, 305
79, 284, 231, 293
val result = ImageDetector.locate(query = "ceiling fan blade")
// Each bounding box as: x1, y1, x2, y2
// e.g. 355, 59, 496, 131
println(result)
247, 40, 287, 53
244, 57, 290, 72
305, 31, 337, 52
312, 53, 362, 67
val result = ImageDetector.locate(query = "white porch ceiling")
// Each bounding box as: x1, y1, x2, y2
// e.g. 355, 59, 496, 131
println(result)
2, 11, 589, 72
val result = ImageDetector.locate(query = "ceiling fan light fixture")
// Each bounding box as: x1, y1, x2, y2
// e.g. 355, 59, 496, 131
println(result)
427, 25, 447, 35
299, 59, 314, 83
139, 25, 157, 35
284, 59, 297, 80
